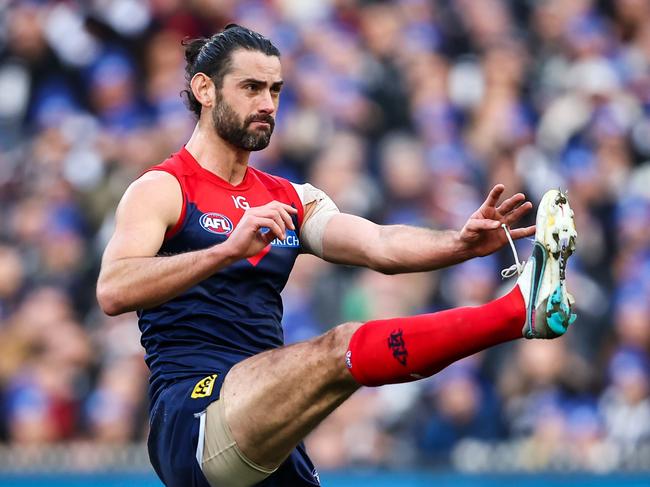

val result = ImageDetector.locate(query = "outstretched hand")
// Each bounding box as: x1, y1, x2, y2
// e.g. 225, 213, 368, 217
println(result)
459, 184, 536, 257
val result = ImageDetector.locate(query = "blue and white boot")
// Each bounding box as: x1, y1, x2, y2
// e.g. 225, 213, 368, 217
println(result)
502, 190, 578, 339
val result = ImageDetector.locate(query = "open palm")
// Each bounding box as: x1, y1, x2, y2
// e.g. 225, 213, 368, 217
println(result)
460, 184, 536, 257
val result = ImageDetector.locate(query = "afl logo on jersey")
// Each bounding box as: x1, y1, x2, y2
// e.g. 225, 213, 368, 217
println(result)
199, 212, 233, 235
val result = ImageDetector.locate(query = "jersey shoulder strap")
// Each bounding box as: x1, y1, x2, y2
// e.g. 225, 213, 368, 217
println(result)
144, 149, 195, 179
140, 150, 190, 240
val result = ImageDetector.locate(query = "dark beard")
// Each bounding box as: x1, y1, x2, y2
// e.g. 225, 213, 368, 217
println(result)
211, 96, 275, 151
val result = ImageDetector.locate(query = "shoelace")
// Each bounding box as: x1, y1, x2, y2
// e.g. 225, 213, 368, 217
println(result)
500, 223, 525, 279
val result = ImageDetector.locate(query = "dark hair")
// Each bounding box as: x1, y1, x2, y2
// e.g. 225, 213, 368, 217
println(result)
181, 24, 281, 117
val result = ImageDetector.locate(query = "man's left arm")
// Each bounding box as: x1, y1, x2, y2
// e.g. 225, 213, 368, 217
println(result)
320, 184, 535, 274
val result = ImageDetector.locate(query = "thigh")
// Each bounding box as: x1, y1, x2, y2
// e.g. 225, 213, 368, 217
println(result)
220, 323, 362, 469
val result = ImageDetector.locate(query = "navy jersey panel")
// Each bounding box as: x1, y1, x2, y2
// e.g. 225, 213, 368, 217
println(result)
138, 147, 305, 407
148, 377, 320, 487
139, 148, 320, 486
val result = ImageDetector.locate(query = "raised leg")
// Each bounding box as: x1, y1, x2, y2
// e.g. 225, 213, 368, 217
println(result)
218, 286, 527, 474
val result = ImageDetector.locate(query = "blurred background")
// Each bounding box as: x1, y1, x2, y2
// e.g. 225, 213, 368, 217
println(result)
0, 0, 649, 485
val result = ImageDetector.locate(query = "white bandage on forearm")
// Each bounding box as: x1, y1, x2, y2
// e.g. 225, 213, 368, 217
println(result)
291, 182, 339, 257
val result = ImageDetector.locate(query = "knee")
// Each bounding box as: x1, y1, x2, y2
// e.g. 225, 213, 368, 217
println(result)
314, 321, 363, 385
321, 321, 363, 356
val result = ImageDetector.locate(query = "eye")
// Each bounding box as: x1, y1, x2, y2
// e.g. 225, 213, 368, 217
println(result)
244, 84, 259, 92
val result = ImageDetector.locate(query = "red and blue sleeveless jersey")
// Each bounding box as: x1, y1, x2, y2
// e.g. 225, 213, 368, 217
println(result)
137, 147, 305, 406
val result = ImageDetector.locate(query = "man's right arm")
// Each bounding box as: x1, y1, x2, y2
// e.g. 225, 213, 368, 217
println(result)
97, 171, 297, 316
96, 171, 231, 315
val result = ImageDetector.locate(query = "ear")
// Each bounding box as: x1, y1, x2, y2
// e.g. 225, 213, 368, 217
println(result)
190, 73, 215, 109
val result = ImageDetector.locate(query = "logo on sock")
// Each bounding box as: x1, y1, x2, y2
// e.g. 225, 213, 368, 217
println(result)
387, 329, 408, 366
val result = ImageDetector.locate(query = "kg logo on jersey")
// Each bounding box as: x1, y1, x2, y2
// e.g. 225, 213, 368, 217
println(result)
199, 212, 233, 235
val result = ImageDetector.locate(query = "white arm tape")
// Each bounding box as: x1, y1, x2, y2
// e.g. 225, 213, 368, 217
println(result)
291, 182, 339, 257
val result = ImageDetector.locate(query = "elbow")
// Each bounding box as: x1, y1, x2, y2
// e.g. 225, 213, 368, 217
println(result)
378, 266, 399, 275
367, 255, 399, 275
374, 265, 399, 275
96, 281, 125, 316
365, 231, 399, 275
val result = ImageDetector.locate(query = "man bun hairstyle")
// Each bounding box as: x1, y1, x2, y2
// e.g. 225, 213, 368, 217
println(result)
181, 24, 281, 117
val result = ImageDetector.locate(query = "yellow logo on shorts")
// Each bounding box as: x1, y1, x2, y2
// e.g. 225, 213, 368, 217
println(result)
191, 374, 218, 399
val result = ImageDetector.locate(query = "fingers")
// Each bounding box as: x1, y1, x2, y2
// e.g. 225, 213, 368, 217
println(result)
465, 218, 501, 232
483, 188, 534, 225
504, 201, 533, 224
480, 184, 505, 210
509, 225, 536, 240
262, 201, 296, 230
276, 206, 296, 231
491, 190, 533, 229
466, 217, 534, 238
267, 201, 298, 216
259, 227, 277, 245
252, 216, 285, 240
245, 201, 298, 236
496, 193, 526, 215
255, 210, 288, 239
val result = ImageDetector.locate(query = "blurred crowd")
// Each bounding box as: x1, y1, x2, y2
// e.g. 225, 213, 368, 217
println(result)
0, 0, 649, 473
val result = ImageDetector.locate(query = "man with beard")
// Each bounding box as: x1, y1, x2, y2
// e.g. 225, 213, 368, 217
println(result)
97, 25, 577, 487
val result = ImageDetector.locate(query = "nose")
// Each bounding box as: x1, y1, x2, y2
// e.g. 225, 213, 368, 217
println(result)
257, 90, 276, 115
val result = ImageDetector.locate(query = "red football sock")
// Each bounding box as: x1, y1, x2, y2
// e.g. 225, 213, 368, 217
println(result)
346, 286, 526, 386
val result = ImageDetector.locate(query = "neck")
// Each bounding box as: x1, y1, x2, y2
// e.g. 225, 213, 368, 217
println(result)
184, 118, 250, 186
